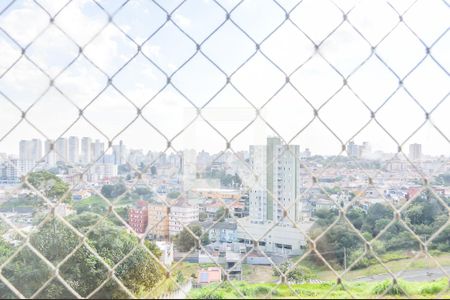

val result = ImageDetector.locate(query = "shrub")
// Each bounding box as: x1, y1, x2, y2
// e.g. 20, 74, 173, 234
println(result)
381, 251, 409, 262
273, 262, 315, 283
372, 279, 409, 296
254, 285, 270, 295
419, 279, 447, 295
191, 289, 226, 299
350, 252, 374, 270
238, 285, 255, 296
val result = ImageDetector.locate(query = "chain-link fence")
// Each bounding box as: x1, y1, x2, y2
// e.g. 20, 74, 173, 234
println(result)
0, 0, 449, 298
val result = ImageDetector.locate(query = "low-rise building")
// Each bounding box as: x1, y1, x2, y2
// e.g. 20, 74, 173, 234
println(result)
72, 190, 92, 201
313, 198, 336, 210
201, 221, 237, 243
203, 201, 223, 218
246, 250, 272, 265
236, 218, 312, 256
197, 267, 221, 286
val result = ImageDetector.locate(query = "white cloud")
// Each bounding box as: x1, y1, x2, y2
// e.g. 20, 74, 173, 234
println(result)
173, 13, 192, 28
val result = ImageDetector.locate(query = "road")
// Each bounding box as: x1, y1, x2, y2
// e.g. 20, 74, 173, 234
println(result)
353, 266, 450, 282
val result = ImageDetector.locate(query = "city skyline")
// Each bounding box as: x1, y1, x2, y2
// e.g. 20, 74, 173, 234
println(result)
1, 135, 442, 163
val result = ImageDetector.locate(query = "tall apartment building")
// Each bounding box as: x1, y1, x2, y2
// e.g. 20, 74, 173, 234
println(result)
346, 141, 361, 158
182, 149, 197, 191
361, 141, 371, 157
409, 143, 422, 161
81, 137, 92, 165
19, 139, 42, 162
44, 140, 56, 167
54, 137, 68, 163
249, 137, 301, 224
239, 137, 307, 255
91, 139, 105, 164
112, 140, 127, 165
68, 136, 79, 164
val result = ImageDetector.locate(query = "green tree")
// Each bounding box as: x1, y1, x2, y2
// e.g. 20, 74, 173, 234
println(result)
25, 171, 72, 203
101, 183, 127, 199
150, 166, 157, 176
199, 212, 208, 222
1, 213, 164, 298
175, 271, 185, 284
214, 206, 229, 222
313, 208, 338, 228
273, 262, 315, 283
347, 207, 365, 230
364, 203, 393, 236
174, 224, 209, 252
118, 164, 131, 175
167, 191, 180, 199
133, 187, 153, 201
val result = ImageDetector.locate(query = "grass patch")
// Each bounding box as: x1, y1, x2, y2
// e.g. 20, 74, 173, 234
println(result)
187, 279, 450, 299
315, 251, 450, 281
73, 196, 108, 214
419, 278, 448, 295
372, 279, 409, 296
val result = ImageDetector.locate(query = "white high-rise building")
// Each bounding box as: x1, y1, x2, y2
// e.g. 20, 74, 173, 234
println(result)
409, 143, 422, 161
81, 137, 92, 165
128, 149, 144, 166
182, 149, 197, 191
32, 139, 43, 162
361, 141, 371, 158
347, 141, 362, 158
54, 138, 68, 163
45, 140, 56, 167
68, 136, 79, 164
91, 139, 105, 164
19, 139, 42, 162
249, 137, 301, 224
239, 137, 307, 256
112, 140, 127, 165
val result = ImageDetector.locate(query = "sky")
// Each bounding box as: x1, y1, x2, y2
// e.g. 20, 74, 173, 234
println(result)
0, 0, 449, 157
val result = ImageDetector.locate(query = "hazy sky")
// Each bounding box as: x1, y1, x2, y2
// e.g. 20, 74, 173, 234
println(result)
0, 0, 449, 156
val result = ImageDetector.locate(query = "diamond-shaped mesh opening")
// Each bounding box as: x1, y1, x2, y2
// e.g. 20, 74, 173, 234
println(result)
0, 0, 449, 299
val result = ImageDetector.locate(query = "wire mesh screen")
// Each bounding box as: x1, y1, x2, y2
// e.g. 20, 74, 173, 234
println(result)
0, 0, 449, 298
